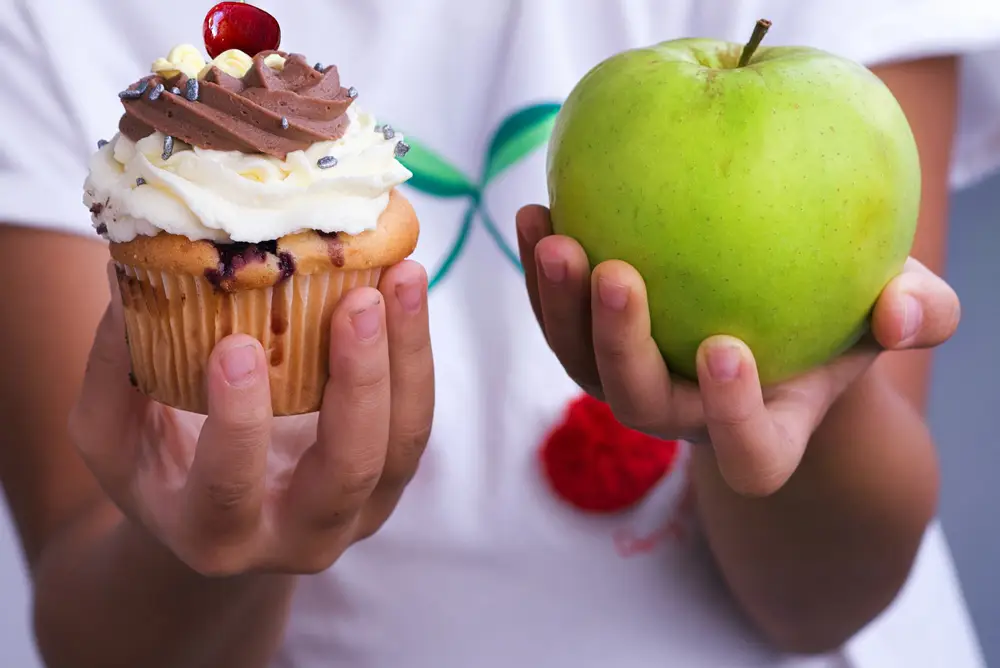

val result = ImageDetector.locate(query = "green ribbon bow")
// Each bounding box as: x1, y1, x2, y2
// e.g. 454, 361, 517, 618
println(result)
395, 102, 562, 290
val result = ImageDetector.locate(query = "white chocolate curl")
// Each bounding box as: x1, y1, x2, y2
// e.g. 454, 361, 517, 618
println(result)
151, 43, 287, 81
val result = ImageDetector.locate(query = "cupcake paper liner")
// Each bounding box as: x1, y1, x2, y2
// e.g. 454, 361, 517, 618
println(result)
115, 264, 382, 415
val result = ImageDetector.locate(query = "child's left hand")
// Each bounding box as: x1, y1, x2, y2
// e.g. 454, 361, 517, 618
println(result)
516, 205, 961, 497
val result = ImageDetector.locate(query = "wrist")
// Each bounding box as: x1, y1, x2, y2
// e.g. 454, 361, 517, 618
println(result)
46, 500, 296, 598
112, 513, 297, 594
794, 364, 939, 517
813, 362, 920, 447
34, 501, 297, 668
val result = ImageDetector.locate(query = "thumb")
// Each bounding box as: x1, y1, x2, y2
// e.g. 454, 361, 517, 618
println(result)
68, 263, 144, 490
871, 257, 961, 350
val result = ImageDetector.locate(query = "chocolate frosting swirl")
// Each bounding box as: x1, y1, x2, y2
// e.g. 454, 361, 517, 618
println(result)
118, 52, 353, 159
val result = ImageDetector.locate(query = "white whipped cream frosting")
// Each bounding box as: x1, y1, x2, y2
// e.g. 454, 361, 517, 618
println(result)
83, 103, 412, 244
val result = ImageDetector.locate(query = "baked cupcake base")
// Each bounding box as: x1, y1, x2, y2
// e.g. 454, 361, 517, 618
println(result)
110, 189, 418, 415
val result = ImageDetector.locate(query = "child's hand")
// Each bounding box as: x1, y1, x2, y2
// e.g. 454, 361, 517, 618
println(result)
516, 205, 960, 497
69, 261, 434, 576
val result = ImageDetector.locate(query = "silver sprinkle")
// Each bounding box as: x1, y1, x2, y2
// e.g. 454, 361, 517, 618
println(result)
148, 83, 165, 101
347, 86, 358, 99
162, 136, 174, 161
185, 79, 199, 102
136, 80, 150, 94
280, 116, 289, 130
394, 141, 410, 158
314, 62, 325, 71
136, 177, 146, 186
317, 156, 338, 169
97, 139, 109, 149
118, 89, 142, 99
382, 125, 395, 140
171, 87, 182, 95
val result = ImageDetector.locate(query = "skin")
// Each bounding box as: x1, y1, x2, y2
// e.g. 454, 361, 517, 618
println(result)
0, 56, 960, 666
1, 226, 434, 667
518, 55, 960, 653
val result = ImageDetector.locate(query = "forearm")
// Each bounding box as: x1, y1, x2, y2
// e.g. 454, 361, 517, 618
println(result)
33, 500, 296, 668
692, 362, 939, 654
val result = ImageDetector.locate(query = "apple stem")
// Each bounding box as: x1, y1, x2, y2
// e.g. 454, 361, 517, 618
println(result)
737, 19, 772, 67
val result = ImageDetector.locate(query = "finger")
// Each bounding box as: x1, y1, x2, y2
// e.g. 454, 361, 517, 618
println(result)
184, 335, 272, 540
871, 257, 961, 350
289, 288, 391, 530
515, 204, 552, 332
590, 261, 703, 438
69, 263, 146, 500
696, 336, 821, 497
535, 235, 603, 397
368, 261, 434, 512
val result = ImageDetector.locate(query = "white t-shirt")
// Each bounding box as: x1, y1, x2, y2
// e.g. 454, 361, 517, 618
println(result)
3, 1, 1000, 666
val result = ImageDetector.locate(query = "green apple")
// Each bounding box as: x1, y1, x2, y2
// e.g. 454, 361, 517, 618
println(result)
546, 20, 920, 385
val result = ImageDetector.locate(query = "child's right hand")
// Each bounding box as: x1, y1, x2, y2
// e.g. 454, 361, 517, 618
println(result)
68, 261, 434, 577
516, 204, 960, 498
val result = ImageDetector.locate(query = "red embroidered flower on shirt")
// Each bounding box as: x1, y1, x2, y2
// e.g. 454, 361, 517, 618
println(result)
539, 394, 680, 513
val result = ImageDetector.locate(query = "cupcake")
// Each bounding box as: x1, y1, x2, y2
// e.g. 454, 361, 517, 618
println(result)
83, 9, 417, 416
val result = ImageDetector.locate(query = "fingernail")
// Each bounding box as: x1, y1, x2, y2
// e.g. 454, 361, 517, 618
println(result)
598, 277, 629, 311
901, 295, 923, 343
395, 280, 423, 314
515, 216, 536, 245
540, 255, 566, 283
351, 299, 382, 341
221, 344, 258, 386
706, 344, 742, 383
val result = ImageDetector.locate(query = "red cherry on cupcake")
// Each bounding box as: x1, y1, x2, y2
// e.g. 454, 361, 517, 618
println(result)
203, 2, 281, 59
